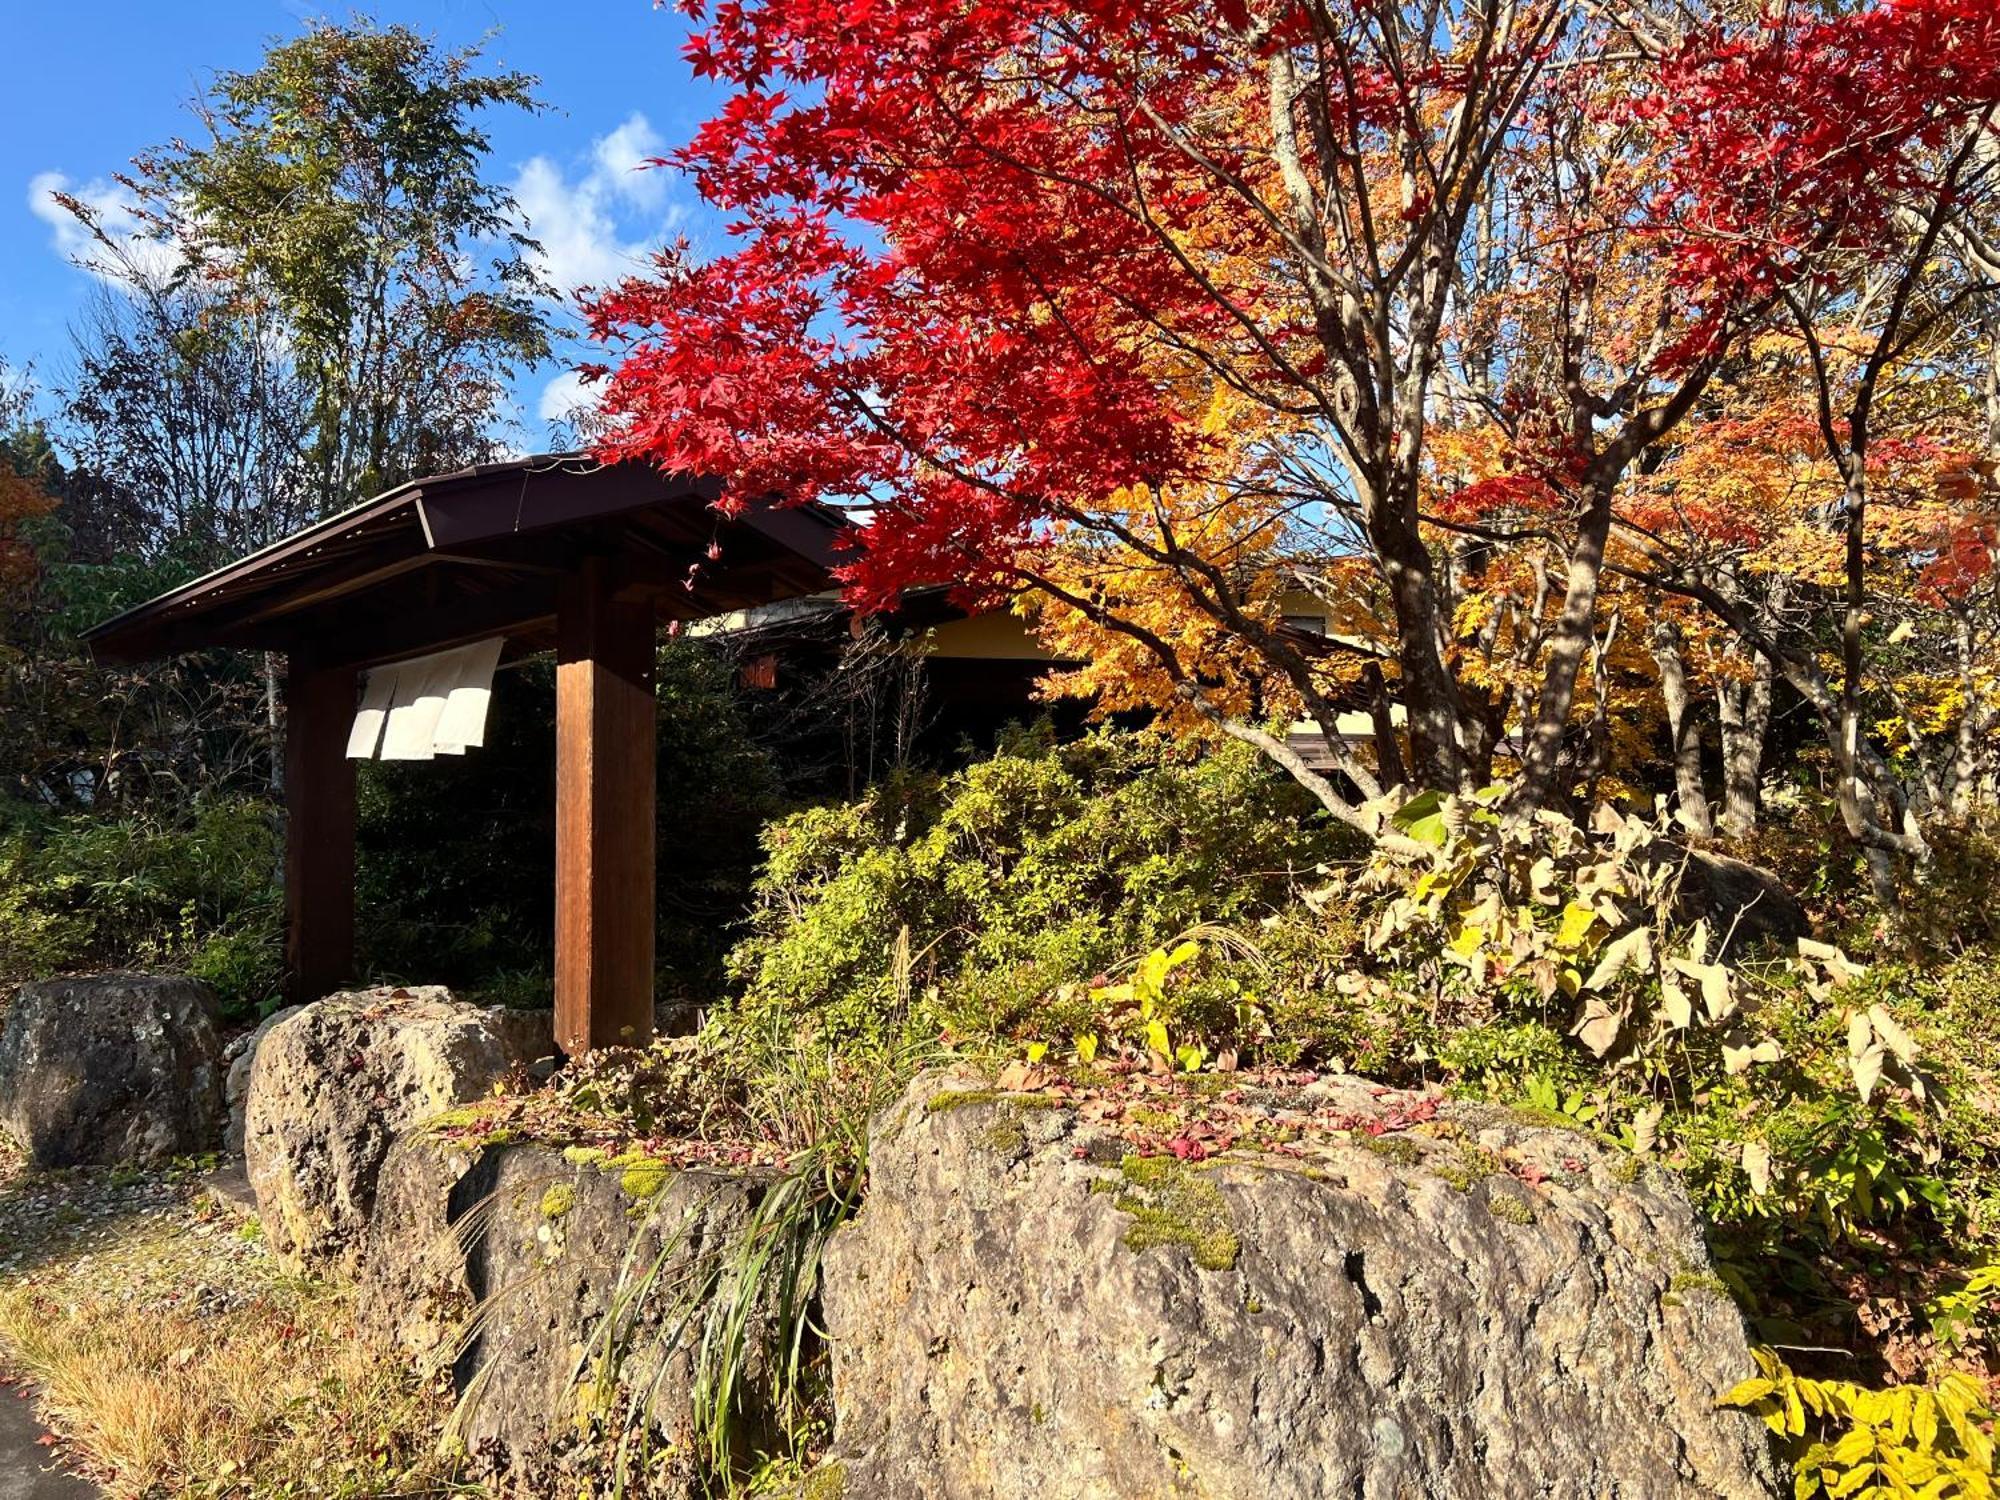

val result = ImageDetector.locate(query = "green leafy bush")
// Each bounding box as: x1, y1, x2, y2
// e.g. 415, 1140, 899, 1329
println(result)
1722, 1348, 1995, 1500
0, 795, 283, 1017
728, 728, 1353, 1049
1330, 787, 2000, 1395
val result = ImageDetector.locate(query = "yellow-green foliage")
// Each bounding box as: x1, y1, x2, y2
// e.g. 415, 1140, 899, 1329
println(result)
1722, 1348, 1996, 1499
728, 730, 1348, 1046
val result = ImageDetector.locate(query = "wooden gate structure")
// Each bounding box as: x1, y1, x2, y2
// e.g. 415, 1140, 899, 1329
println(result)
84, 455, 843, 1055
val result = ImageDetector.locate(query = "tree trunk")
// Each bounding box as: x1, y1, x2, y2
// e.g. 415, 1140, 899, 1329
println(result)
1364, 662, 1408, 792
1516, 484, 1615, 809
1370, 493, 1468, 793
1649, 619, 1714, 837
1579, 612, 1621, 806
1716, 648, 1772, 837
264, 649, 285, 797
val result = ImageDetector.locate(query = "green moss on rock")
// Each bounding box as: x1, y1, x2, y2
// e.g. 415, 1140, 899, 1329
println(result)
798, 1461, 846, 1499
539, 1183, 575, 1220
1668, 1268, 1730, 1299
926, 1087, 1064, 1115
1114, 1154, 1240, 1272
1357, 1132, 1422, 1166
927, 1088, 1002, 1114
984, 1111, 1028, 1157
605, 1153, 671, 1200
1436, 1143, 1506, 1193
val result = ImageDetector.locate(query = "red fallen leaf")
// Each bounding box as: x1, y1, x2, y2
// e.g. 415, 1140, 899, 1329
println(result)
1513, 1160, 1548, 1186
1562, 1157, 1585, 1174
35, 1433, 57, 1448
1071, 1146, 1090, 1160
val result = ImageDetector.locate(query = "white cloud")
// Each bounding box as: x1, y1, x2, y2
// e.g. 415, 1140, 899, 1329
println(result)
511, 112, 686, 301
591, 115, 670, 212
538, 369, 595, 423
27, 170, 181, 286
512, 156, 651, 296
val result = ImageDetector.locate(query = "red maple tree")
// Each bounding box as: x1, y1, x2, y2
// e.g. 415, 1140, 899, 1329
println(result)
589, 0, 2000, 822
1622, 0, 2000, 876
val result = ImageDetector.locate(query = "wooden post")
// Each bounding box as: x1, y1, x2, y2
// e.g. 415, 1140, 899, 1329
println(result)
284, 659, 357, 1002
554, 558, 658, 1055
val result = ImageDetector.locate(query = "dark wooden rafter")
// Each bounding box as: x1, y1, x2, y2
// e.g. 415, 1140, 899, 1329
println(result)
84, 456, 842, 663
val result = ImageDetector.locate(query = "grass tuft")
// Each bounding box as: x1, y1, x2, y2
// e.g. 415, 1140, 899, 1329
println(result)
0, 1157, 455, 1498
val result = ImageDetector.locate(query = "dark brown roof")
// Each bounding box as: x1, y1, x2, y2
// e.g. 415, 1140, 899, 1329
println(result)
83, 454, 849, 668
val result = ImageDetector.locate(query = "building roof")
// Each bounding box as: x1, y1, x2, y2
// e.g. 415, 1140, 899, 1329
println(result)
83, 454, 849, 669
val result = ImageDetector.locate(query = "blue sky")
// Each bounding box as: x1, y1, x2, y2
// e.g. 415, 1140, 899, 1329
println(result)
0, 0, 731, 444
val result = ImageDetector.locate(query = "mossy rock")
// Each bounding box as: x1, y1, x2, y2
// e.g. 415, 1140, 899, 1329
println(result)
1113, 1154, 1240, 1272
539, 1182, 575, 1219
1356, 1132, 1422, 1166
1435, 1144, 1507, 1193
603, 1152, 672, 1200
927, 1087, 1004, 1114
926, 1086, 1065, 1116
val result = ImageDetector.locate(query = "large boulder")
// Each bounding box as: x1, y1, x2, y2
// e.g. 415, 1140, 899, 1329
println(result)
1674, 846, 1809, 954
361, 1133, 781, 1491
226, 1004, 557, 1157
242, 986, 544, 1271
222, 1003, 301, 1155
0, 974, 224, 1167
818, 1073, 1780, 1500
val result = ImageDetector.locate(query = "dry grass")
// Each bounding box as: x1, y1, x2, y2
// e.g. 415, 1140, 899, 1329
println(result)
0, 1148, 469, 1498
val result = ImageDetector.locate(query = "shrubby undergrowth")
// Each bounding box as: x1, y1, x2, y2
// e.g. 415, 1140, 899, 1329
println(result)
715, 744, 2000, 1494
0, 795, 283, 1017
6, 711, 1997, 1493
729, 726, 1353, 1047
1320, 790, 2000, 1396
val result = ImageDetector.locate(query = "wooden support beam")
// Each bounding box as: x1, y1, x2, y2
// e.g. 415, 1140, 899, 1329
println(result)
554, 558, 658, 1055
284, 660, 357, 1003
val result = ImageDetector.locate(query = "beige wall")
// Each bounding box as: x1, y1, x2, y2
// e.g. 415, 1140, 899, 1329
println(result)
926, 611, 1055, 662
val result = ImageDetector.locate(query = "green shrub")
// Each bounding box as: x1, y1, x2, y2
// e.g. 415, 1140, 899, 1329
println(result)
728, 727, 1355, 1050
1332, 788, 2000, 1387
0, 795, 283, 1017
